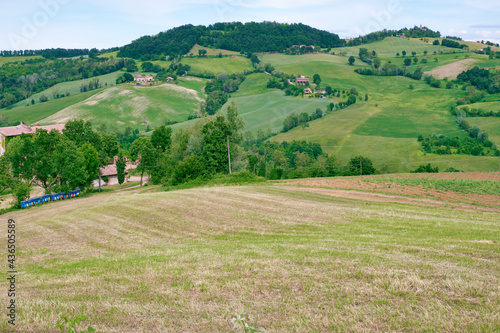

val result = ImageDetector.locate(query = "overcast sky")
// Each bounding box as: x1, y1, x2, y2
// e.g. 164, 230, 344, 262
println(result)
1, 0, 499, 50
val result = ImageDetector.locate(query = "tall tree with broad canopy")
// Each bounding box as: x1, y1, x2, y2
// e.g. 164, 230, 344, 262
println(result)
202, 116, 232, 175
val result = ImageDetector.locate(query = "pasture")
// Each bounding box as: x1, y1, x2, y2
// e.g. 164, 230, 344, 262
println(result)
39, 81, 205, 130
1, 180, 498, 332
181, 56, 253, 76
0, 55, 42, 67
188, 44, 240, 56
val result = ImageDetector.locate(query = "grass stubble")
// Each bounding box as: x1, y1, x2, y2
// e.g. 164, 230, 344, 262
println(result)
0, 184, 498, 332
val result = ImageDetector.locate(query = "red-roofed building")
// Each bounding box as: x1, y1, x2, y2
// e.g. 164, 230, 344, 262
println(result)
0, 122, 65, 156
296, 75, 310, 85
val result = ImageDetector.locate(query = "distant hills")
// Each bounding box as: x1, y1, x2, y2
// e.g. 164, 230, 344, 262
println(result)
117, 22, 345, 60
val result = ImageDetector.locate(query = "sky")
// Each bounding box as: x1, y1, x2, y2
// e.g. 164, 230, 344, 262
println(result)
1, 0, 499, 50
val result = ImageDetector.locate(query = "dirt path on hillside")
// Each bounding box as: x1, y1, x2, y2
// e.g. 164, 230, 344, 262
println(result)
277, 185, 500, 213
424, 59, 476, 79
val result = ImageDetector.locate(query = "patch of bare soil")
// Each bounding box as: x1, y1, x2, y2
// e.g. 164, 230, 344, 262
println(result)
425, 59, 476, 79
276, 173, 500, 211
277, 186, 500, 213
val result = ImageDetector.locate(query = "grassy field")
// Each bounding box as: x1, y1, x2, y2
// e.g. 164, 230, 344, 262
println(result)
258, 53, 494, 171
333, 37, 462, 58
188, 44, 240, 56
0, 55, 42, 66
181, 56, 253, 76
468, 117, 500, 144
1, 183, 498, 332
0, 90, 103, 124
9, 71, 124, 109
39, 81, 205, 130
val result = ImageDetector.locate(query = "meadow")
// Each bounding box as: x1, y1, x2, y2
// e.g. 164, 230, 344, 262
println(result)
181, 56, 253, 76
39, 80, 205, 130
1, 182, 498, 332
0, 55, 42, 67
188, 44, 240, 56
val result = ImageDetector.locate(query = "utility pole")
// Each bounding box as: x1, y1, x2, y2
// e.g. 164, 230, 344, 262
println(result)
227, 136, 232, 174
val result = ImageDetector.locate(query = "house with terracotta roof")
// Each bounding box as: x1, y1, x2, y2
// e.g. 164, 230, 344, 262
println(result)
134, 74, 155, 83
296, 75, 310, 85
92, 156, 137, 187
0, 122, 65, 156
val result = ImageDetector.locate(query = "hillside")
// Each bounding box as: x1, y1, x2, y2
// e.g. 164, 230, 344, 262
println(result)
118, 22, 344, 60
39, 79, 206, 130
2, 179, 498, 332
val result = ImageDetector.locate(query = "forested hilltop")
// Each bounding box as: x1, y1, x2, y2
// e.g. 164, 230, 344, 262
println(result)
118, 22, 345, 60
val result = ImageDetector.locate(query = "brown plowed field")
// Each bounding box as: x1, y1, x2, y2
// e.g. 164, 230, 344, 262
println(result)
275, 173, 500, 210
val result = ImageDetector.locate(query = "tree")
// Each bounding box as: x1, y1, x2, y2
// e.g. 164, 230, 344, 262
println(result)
0, 156, 13, 195
198, 49, 207, 57
349, 156, 375, 175
348, 56, 355, 65
413, 57, 418, 63
433, 40, 440, 45
411, 51, 417, 56
17, 74, 40, 105
404, 58, 412, 66
313, 74, 321, 85
151, 125, 172, 152
130, 137, 157, 186
141, 62, 154, 72
373, 58, 381, 69
226, 101, 245, 144
116, 153, 126, 185
80, 143, 100, 190
364, 93, 369, 101
202, 116, 231, 175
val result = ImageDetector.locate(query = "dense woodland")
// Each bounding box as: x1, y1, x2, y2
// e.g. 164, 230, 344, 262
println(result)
346, 26, 440, 46
118, 22, 344, 60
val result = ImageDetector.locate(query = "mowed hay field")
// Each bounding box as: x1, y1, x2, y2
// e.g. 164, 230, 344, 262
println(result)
1, 183, 499, 332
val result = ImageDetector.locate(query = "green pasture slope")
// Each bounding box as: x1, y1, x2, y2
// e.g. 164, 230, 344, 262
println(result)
261, 52, 498, 172
38, 79, 206, 130
181, 56, 253, 76
0, 90, 103, 124
9, 71, 124, 109
0, 55, 42, 66
333, 37, 463, 58
3, 184, 499, 332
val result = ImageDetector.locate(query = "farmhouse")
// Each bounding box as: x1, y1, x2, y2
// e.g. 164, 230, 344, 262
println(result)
303, 88, 313, 94
0, 122, 65, 156
93, 156, 137, 187
166, 77, 175, 82
134, 75, 155, 83
396, 33, 406, 38
296, 75, 310, 85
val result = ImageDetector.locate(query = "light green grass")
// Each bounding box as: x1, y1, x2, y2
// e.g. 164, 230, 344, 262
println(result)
467, 117, 500, 144
0, 90, 102, 124
0, 55, 42, 66
98, 51, 119, 58
187, 44, 240, 56
260, 52, 497, 172
1, 184, 498, 332
39, 82, 204, 130
9, 71, 124, 108
181, 56, 253, 75
334, 37, 463, 58
232, 73, 273, 97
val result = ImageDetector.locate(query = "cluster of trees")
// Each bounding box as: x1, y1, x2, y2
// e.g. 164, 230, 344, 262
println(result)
355, 63, 424, 80
456, 106, 500, 118
0, 57, 128, 108
358, 48, 375, 65
117, 22, 344, 60
457, 67, 500, 94
346, 26, 440, 46
80, 78, 102, 92
1, 120, 120, 206
418, 134, 496, 156
282, 109, 323, 132
203, 72, 245, 115
0, 48, 96, 59
440, 39, 468, 49
411, 164, 439, 173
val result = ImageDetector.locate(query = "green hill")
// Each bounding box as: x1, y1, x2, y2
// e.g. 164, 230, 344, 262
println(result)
257, 52, 498, 172
38, 79, 206, 130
